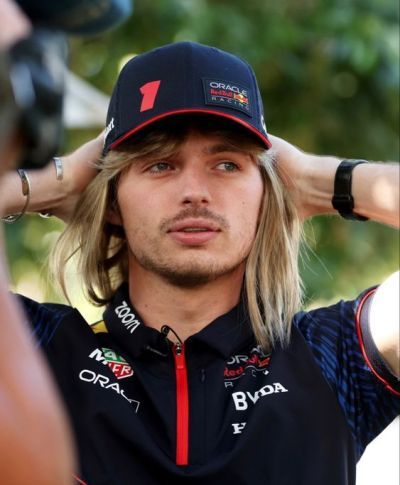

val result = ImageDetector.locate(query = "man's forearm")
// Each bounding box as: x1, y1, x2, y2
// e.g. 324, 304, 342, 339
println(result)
270, 135, 400, 227
0, 133, 103, 222
0, 161, 68, 217
352, 163, 400, 227
301, 157, 399, 227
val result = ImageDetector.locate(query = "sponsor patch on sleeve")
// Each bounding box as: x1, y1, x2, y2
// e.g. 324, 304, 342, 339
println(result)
203, 78, 252, 117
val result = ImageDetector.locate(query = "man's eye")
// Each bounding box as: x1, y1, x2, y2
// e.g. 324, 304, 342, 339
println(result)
216, 161, 239, 172
148, 162, 172, 173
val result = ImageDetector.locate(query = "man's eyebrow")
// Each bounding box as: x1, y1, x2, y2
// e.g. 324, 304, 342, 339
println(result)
202, 143, 249, 155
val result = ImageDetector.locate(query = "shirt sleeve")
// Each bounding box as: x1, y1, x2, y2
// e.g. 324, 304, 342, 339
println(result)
17, 294, 74, 348
294, 290, 400, 459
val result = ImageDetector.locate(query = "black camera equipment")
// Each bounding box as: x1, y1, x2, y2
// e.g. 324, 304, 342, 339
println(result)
0, 29, 68, 170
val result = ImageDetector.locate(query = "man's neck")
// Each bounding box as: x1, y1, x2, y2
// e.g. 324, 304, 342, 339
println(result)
128, 266, 244, 342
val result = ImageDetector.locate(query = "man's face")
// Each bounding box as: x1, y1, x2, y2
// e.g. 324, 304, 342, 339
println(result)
115, 130, 264, 288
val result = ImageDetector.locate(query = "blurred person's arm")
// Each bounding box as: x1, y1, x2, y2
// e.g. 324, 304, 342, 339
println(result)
270, 134, 399, 377
368, 271, 399, 377
0, 250, 76, 485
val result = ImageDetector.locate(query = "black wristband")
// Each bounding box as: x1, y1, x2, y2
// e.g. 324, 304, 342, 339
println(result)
332, 159, 369, 221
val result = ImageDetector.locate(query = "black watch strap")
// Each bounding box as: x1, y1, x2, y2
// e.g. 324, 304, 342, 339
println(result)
332, 159, 369, 221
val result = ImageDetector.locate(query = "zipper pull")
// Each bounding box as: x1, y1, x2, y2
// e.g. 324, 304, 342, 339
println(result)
174, 343, 185, 369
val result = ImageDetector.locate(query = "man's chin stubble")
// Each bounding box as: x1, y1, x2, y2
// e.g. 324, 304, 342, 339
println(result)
133, 252, 243, 289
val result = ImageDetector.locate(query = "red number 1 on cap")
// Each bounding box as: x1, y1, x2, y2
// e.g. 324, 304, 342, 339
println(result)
139, 80, 161, 112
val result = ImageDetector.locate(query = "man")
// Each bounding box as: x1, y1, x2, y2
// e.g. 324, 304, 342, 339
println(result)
1, 41, 399, 484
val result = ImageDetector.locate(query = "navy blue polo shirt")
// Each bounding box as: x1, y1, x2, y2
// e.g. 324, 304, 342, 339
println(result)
19, 285, 399, 484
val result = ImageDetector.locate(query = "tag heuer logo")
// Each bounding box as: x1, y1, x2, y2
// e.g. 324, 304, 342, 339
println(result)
102, 348, 134, 379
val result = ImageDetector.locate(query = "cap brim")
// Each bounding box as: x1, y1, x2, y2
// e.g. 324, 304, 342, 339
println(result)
108, 109, 272, 151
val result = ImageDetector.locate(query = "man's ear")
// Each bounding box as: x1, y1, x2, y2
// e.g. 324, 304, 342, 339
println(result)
106, 205, 122, 226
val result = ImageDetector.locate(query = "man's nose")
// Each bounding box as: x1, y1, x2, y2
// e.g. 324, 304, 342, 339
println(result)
178, 168, 211, 206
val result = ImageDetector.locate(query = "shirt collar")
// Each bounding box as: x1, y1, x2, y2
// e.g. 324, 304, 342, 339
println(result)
103, 283, 254, 359
187, 300, 254, 358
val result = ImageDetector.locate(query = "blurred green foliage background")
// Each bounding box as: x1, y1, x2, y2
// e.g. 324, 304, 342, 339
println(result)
4, 0, 399, 318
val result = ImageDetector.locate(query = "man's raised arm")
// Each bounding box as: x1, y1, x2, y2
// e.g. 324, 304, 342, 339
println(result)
270, 134, 399, 228
271, 134, 399, 379
0, 133, 103, 222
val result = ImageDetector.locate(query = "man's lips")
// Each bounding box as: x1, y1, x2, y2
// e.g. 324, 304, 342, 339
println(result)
167, 218, 221, 233
167, 219, 221, 245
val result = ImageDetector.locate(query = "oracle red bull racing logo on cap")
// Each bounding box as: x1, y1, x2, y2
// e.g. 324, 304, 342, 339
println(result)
203, 79, 252, 116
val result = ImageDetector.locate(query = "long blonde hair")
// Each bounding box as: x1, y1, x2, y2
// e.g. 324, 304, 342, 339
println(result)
52, 116, 302, 351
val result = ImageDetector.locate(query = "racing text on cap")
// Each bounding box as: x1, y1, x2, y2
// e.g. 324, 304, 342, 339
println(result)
203, 79, 252, 117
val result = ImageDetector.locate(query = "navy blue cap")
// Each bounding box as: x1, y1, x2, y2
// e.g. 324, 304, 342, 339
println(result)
103, 42, 271, 154
16, 0, 133, 35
